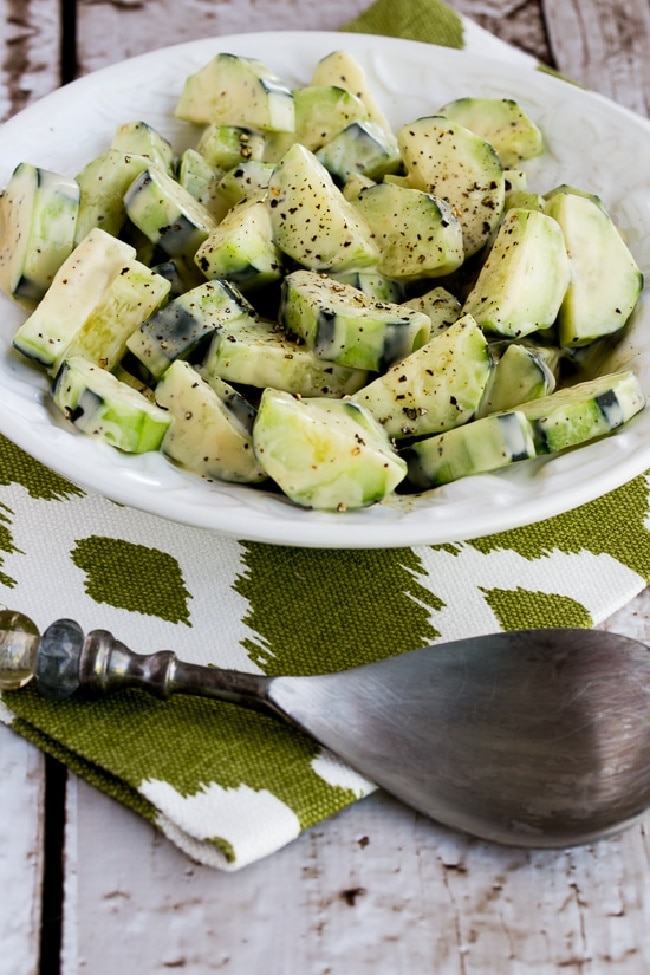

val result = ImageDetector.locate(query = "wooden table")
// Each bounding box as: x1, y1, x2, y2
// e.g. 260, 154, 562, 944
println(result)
1, 2, 649, 973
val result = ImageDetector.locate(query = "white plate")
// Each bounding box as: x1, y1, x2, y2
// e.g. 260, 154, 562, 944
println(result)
0, 31, 649, 548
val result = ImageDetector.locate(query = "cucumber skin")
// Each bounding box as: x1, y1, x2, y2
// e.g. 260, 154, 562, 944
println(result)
519, 371, 646, 454
155, 359, 267, 483
252, 388, 407, 510
404, 410, 536, 489
279, 270, 430, 372
52, 357, 171, 453
353, 315, 493, 439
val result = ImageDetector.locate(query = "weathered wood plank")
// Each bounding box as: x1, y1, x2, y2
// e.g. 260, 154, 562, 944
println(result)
449, 0, 550, 62
63, 768, 650, 974
543, 0, 650, 116
0, 725, 45, 975
76, 0, 373, 76
0, 0, 61, 121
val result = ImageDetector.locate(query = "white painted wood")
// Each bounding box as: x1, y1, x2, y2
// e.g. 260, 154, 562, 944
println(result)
76, 0, 373, 76
543, 0, 650, 116
0, 725, 45, 975
0, 0, 61, 121
64, 762, 650, 974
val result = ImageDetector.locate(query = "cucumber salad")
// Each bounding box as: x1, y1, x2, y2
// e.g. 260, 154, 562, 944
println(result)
0, 48, 644, 512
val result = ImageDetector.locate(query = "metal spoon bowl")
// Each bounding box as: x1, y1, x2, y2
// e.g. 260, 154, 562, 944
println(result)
2, 612, 649, 848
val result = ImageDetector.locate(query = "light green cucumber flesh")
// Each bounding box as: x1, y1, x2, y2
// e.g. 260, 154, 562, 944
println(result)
0, 162, 80, 306
252, 388, 407, 510
203, 318, 369, 397
267, 143, 379, 272
280, 269, 429, 371
352, 314, 492, 439
405, 410, 536, 488
52, 356, 171, 453
12, 228, 136, 367
518, 370, 645, 453
155, 359, 266, 482
462, 207, 570, 339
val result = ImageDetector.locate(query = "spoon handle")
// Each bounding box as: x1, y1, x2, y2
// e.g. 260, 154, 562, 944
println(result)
1, 611, 274, 713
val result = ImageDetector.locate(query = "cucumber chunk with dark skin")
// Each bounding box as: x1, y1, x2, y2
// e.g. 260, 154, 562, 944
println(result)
155, 359, 267, 483
252, 388, 407, 510
202, 317, 369, 397
123, 167, 217, 260
403, 410, 536, 488
126, 279, 257, 381
518, 370, 645, 454
280, 269, 430, 371
0, 162, 80, 307
52, 356, 171, 453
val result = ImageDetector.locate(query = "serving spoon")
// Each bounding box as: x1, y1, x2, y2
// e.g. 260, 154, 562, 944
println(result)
2, 609, 650, 849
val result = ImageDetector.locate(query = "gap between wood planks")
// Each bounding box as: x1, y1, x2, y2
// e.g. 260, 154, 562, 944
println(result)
39, 756, 66, 975
59, 0, 78, 84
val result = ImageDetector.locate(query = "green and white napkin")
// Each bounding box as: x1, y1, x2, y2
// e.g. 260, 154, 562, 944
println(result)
2, 0, 650, 871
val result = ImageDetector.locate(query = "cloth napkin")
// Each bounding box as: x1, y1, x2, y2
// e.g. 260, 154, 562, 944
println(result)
2, 0, 650, 871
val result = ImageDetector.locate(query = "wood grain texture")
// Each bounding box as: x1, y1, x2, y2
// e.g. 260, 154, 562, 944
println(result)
63, 772, 650, 974
446, 0, 550, 62
76, 0, 373, 75
0, 0, 60, 121
0, 726, 45, 975
543, 0, 650, 116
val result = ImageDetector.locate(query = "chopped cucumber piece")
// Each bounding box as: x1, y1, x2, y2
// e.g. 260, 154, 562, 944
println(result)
0, 162, 79, 307
126, 278, 256, 381
436, 97, 543, 167
403, 287, 461, 335
479, 342, 556, 416
52, 356, 171, 453
177, 149, 229, 221
280, 269, 430, 371
544, 189, 643, 347
52, 258, 170, 373
397, 115, 505, 257
252, 389, 406, 510
316, 120, 401, 183
194, 198, 282, 290
175, 52, 295, 132
310, 50, 392, 132
348, 180, 464, 280
352, 314, 492, 439
404, 410, 536, 488
462, 207, 570, 338
216, 160, 274, 210
264, 84, 369, 161
124, 167, 217, 260
110, 121, 175, 174
155, 359, 266, 483
328, 269, 403, 303
74, 150, 153, 243
203, 318, 369, 397
518, 370, 645, 453
196, 124, 266, 170
267, 143, 379, 271
13, 228, 136, 368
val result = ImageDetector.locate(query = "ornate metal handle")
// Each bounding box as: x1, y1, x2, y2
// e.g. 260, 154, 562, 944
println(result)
0, 609, 272, 711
